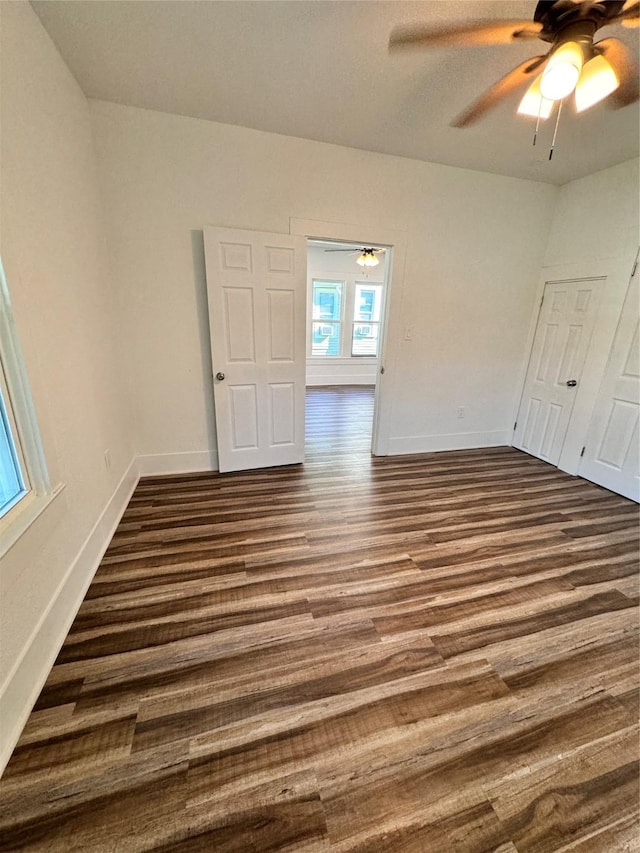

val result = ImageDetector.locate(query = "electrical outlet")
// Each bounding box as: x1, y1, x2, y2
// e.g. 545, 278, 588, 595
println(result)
104, 449, 111, 470
456, 407, 465, 419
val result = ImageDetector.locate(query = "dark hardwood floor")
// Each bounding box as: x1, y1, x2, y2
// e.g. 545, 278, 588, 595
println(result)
1, 385, 638, 852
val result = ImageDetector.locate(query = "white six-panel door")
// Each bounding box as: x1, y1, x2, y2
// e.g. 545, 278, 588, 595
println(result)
579, 264, 639, 502
513, 278, 601, 466
204, 227, 307, 473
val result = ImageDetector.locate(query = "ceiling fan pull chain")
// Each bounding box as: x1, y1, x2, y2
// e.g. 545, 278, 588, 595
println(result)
533, 101, 544, 146
549, 100, 563, 160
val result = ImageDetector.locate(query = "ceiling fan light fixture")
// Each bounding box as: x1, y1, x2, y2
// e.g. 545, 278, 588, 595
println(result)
356, 250, 380, 267
540, 41, 584, 100
574, 54, 619, 111
517, 74, 555, 118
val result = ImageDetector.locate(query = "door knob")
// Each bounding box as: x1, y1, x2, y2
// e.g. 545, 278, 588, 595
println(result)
566, 379, 577, 387
215, 372, 225, 381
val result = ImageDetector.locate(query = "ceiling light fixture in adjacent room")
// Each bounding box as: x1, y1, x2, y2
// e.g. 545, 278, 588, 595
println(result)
356, 249, 380, 267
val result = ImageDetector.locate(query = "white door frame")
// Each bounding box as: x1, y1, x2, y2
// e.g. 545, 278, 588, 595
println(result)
290, 218, 407, 456
512, 253, 639, 475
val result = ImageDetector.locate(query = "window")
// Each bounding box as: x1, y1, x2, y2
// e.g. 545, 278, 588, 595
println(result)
0, 257, 50, 549
309, 277, 383, 358
311, 280, 343, 356
351, 283, 382, 357
0, 377, 27, 518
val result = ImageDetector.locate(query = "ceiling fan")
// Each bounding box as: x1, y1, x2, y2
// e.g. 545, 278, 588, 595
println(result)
389, 0, 639, 129
324, 247, 386, 267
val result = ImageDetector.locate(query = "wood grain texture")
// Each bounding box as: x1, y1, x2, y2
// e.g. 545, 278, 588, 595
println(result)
1, 386, 638, 852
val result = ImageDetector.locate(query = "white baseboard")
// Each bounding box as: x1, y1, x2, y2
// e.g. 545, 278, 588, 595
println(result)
0, 457, 139, 776
386, 430, 511, 456
137, 450, 218, 477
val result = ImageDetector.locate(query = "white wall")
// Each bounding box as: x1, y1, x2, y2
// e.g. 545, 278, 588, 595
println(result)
0, 3, 135, 772
306, 246, 382, 386
306, 360, 378, 386
90, 100, 557, 466
543, 159, 639, 268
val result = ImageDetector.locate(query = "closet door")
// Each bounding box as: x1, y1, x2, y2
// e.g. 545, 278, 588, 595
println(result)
579, 263, 639, 502
513, 278, 601, 465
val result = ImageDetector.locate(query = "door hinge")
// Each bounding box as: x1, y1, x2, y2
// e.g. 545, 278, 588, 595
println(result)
580, 446, 586, 457
380, 366, 385, 375
632, 259, 638, 278
514, 421, 517, 431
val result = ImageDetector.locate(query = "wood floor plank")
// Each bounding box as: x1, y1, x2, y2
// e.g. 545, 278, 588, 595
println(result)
315, 689, 636, 847
0, 385, 637, 851
486, 726, 640, 853
554, 813, 640, 852
131, 636, 445, 753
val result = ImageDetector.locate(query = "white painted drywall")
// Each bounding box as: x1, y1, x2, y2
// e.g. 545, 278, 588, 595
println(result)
0, 3, 135, 772
89, 100, 557, 464
306, 359, 378, 387
543, 159, 639, 268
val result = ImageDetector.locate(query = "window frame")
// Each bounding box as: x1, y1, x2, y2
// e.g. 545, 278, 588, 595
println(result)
350, 283, 382, 358
0, 360, 28, 516
309, 278, 345, 358
0, 258, 52, 555
308, 274, 384, 360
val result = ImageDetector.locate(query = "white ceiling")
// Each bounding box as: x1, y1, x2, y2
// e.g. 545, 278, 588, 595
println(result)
31, 0, 640, 185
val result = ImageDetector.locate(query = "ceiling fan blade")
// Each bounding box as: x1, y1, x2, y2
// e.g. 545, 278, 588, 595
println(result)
451, 54, 549, 127
620, 1, 640, 26
389, 20, 542, 50
324, 247, 385, 253
596, 38, 640, 106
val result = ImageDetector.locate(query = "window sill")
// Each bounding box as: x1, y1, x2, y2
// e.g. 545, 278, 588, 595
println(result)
307, 356, 378, 363
0, 482, 65, 560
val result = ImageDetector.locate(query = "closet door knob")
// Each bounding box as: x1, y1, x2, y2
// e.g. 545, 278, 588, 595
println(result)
215, 372, 225, 381
566, 379, 577, 387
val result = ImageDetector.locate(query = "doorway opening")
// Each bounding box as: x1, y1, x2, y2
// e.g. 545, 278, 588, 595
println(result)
305, 239, 389, 456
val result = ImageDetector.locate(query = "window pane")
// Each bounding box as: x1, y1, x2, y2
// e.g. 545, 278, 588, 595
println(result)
354, 284, 382, 322
311, 280, 343, 356
351, 322, 379, 357
312, 281, 342, 322
312, 321, 341, 356
0, 388, 25, 517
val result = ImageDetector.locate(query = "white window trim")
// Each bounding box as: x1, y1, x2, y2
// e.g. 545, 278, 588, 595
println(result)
350, 282, 382, 358
308, 275, 383, 360
308, 278, 345, 358
0, 485, 64, 558
0, 259, 53, 557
